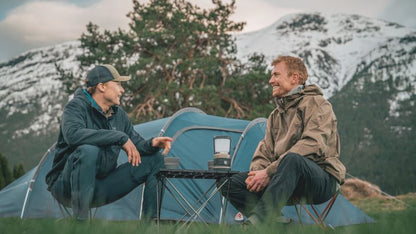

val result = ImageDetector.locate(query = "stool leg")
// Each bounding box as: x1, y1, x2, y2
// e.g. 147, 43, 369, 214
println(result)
321, 193, 338, 221
294, 204, 303, 225
311, 204, 326, 227
92, 207, 98, 220
301, 203, 323, 228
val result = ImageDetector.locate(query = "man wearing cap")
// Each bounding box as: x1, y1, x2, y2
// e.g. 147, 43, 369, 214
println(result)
45, 64, 173, 220
218, 56, 346, 224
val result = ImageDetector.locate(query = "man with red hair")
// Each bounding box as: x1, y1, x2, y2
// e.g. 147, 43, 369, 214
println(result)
220, 56, 346, 224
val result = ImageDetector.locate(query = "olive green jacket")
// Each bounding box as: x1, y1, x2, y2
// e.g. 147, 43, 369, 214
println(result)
250, 84, 346, 183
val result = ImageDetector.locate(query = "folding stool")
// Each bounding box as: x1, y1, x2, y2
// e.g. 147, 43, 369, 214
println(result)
292, 184, 340, 229
55, 198, 99, 221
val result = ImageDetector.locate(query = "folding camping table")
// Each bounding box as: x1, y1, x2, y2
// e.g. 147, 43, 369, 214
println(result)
156, 169, 239, 229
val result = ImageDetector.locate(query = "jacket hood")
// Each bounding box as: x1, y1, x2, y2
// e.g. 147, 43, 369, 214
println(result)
302, 84, 323, 96
275, 84, 323, 111
73, 88, 90, 104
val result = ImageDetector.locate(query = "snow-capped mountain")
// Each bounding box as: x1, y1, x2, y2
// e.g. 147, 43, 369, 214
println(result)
0, 41, 82, 137
1, 12, 415, 193
236, 12, 415, 98
0, 41, 83, 167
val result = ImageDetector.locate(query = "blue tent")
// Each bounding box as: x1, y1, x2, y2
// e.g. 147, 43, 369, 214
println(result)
0, 107, 374, 226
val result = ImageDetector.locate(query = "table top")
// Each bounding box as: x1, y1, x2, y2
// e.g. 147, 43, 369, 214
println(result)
157, 168, 240, 179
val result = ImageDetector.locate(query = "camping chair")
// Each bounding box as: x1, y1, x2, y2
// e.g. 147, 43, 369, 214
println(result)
55, 198, 99, 221
291, 183, 340, 229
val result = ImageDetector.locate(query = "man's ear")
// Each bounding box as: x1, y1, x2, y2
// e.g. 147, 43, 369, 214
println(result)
96, 83, 106, 92
291, 72, 300, 84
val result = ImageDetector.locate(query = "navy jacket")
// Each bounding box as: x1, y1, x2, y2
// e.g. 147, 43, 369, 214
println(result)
45, 88, 158, 189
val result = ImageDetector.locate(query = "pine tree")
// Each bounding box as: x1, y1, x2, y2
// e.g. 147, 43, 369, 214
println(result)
60, 0, 273, 122
0, 152, 13, 189
13, 163, 25, 180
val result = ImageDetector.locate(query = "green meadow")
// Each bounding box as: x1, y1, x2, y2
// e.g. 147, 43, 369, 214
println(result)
1, 193, 415, 234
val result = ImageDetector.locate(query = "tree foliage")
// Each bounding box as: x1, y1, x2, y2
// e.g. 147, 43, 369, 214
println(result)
60, 0, 273, 123
13, 164, 25, 180
0, 152, 25, 190
0, 152, 12, 189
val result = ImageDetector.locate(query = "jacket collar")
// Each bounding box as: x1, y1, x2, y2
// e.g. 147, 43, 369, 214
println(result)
274, 85, 304, 111
275, 84, 323, 111
74, 88, 119, 117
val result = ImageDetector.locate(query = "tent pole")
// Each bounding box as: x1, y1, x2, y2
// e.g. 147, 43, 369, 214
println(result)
139, 184, 145, 220
159, 107, 206, 137
230, 118, 266, 166
20, 144, 55, 219
20, 179, 34, 218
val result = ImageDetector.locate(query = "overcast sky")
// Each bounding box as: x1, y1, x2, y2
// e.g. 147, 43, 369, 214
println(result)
0, 0, 415, 62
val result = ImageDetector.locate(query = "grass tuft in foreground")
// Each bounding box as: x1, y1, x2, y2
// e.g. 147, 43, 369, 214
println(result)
2, 193, 416, 234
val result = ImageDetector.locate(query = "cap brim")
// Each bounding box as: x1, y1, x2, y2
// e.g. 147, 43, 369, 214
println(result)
113, 75, 131, 82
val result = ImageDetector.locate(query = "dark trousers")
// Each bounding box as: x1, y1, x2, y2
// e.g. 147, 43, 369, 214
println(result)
50, 145, 163, 220
219, 153, 337, 222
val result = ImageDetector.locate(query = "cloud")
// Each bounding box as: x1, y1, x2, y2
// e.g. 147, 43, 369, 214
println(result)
188, 0, 300, 32
191, 0, 393, 33
263, 0, 390, 18
0, 0, 132, 61
230, 0, 301, 32
379, 0, 416, 28
0, 0, 131, 43
0, 0, 414, 62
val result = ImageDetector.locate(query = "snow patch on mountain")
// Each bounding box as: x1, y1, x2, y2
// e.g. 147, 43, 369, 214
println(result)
235, 12, 414, 98
0, 41, 82, 137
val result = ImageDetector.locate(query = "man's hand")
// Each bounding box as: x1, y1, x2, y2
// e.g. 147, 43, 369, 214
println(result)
122, 138, 141, 166
152, 137, 173, 155
245, 169, 270, 192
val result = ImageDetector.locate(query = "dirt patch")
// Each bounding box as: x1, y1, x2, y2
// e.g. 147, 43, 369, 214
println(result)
340, 178, 414, 212
341, 178, 384, 200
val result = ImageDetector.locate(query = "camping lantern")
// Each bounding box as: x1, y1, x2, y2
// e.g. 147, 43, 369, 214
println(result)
213, 136, 231, 154
211, 136, 231, 171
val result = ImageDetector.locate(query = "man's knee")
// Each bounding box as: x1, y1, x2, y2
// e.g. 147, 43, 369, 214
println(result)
151, 153, 164, 169
129, 153, 164, 183
140, 153, 164, 172
73, 144, 100, 165
216, 177, 229, 196
217, 172, 248, 196
280, 153, 304, 166
76, 144, 100, 154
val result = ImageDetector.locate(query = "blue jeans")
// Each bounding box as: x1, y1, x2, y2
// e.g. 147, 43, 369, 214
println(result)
50, 144, 163, 220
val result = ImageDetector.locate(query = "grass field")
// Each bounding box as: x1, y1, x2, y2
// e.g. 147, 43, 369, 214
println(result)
1, 193, 415, 234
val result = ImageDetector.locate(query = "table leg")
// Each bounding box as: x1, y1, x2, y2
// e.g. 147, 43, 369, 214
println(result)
156, 176, 166, 226
165, 178, 208, 223
219, 176, 232, 224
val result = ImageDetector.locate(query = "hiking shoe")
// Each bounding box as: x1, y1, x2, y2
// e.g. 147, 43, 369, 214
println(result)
276, 216, 293, 224
247, 214, 261, 225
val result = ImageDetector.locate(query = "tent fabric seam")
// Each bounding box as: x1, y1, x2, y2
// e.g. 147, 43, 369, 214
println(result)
171, 126, 244, 141
159, 107, 206, 137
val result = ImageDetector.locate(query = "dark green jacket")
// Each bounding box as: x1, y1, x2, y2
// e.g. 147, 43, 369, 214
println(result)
45, 88, 158, 189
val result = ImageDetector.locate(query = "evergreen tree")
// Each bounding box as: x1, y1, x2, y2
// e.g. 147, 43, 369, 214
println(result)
12, 164, 25, 180
227, 53, 274, 119
0, 152, 13, 189
60, 0, 272, 123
